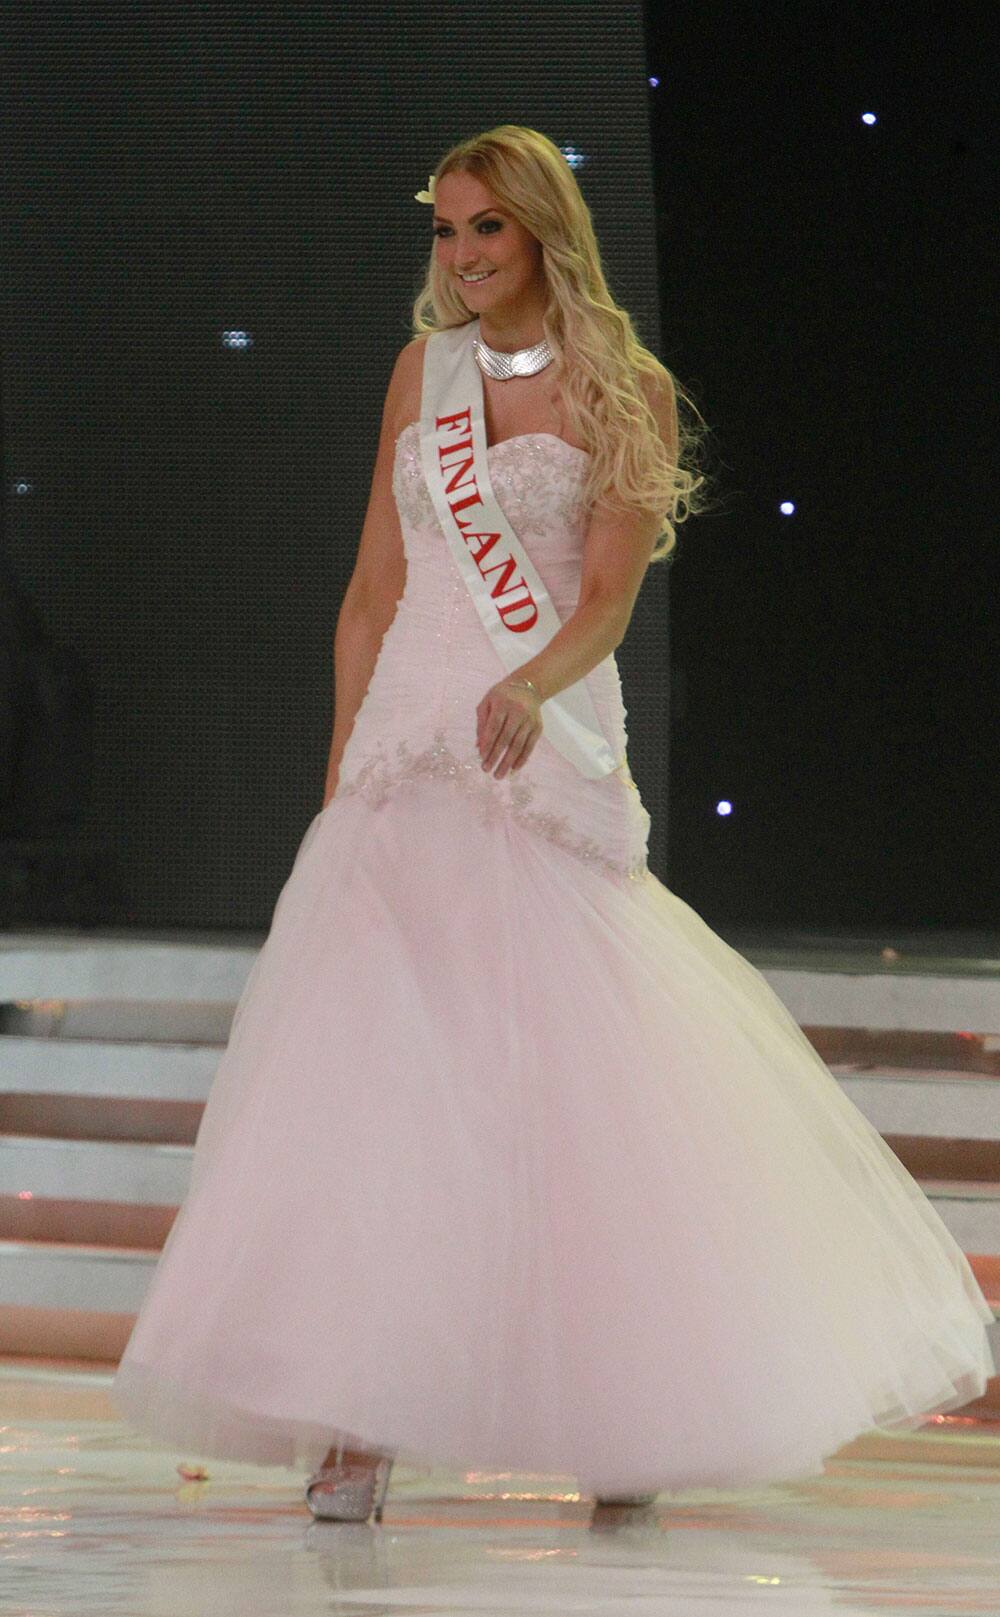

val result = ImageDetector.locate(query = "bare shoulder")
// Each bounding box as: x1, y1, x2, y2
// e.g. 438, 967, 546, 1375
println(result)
398, 332, 429, 388
387, 334, 429, 435
393, 333, 428, 377
338, 339, 430, 613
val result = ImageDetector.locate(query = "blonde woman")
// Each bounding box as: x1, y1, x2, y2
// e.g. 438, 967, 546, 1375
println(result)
112, 125, 995, 1525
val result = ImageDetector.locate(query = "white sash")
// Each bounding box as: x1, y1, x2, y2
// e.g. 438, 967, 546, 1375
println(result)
419, 319, 619, 780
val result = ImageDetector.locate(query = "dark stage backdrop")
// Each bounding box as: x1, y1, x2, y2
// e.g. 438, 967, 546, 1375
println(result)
0, 2, 668, 928
645, 4, 997, 931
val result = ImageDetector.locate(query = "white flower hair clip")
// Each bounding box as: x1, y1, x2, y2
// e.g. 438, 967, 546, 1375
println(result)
414, 174, 436, 204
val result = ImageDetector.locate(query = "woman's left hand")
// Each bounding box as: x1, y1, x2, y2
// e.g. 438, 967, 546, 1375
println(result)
476, 678, 543, 778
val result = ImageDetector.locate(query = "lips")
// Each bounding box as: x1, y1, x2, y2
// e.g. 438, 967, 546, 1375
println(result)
459, 270, 495, 284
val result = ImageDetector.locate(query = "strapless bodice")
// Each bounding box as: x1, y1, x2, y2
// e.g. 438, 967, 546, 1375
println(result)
391, 420, 594, 614
333, 423, 651, 884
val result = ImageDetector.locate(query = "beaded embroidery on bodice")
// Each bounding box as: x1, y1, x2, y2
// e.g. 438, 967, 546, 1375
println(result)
391, 423, 594, 536
334, 423, 651, 884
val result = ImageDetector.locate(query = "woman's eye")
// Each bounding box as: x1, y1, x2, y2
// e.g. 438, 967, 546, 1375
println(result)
433, 220, 501, 238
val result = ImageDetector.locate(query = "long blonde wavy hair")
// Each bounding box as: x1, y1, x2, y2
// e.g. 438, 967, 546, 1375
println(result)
410, 124, 710, 566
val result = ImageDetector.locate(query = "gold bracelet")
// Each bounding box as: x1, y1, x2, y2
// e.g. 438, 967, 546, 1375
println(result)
504, 677, 541, 701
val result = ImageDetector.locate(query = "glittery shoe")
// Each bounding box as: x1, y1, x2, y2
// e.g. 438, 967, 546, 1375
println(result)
304, 1448, 393, 1523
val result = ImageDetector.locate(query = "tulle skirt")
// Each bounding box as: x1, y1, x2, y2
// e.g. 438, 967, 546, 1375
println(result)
111, 776, 996, 1494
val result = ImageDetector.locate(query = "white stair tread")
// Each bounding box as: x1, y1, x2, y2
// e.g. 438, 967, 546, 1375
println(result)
0, 1134, 191, 1203
4, 932, 1000, 1029
2, 1039, 997, 1145
0, 1035, 221, 1100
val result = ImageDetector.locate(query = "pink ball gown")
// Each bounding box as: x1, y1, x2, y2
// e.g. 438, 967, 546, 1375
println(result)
111, 421, 995, 1497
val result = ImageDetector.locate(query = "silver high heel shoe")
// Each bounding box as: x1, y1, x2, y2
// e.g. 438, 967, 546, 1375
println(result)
305, 1439, 394, 1523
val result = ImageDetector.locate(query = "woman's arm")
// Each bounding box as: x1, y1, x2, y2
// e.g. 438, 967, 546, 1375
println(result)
322, 340, 422, 807
322, 594, 399, 807
477, 373, 678, 778
503, 370, 678, 703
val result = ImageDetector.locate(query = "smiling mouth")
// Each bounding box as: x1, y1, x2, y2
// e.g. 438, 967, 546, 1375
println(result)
459, 271, 496, 284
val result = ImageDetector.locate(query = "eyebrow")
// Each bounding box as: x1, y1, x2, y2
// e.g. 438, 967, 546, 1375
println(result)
431, 207, 504, 224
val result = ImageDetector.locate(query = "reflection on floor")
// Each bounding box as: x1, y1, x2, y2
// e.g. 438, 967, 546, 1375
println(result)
3, 1357, 1000, 1617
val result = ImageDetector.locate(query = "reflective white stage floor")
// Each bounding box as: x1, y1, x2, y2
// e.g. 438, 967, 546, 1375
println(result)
3, 1358, 1000, 1616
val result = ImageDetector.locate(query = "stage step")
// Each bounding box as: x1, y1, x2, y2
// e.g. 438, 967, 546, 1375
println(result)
1, 1226, 998, 1367
1, 1029, 997, 1144
3, 928, 1000, 1022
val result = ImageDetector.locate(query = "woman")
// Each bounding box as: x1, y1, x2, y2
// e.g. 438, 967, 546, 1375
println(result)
111, 125, 995, 1526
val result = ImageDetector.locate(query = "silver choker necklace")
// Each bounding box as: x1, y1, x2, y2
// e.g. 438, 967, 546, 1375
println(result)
472, 327, 555, 381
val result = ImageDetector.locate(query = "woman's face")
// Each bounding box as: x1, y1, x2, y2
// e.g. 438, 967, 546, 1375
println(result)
432, 170, 546, 314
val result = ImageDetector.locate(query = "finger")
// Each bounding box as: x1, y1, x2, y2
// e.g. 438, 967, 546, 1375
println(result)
506, 727, 540, 774
493, 723, 532, 778
475, 701, 490, 754
509, 732, 538, 772
482, 712, 515, 767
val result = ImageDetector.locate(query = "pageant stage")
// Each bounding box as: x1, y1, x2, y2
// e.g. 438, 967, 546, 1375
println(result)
1, 925, 998, 1613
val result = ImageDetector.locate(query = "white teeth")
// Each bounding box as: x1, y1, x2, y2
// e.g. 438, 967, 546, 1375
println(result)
461, 271, 493, 282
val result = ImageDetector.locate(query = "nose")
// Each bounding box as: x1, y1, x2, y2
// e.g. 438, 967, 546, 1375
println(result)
455, 236, 488, 268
